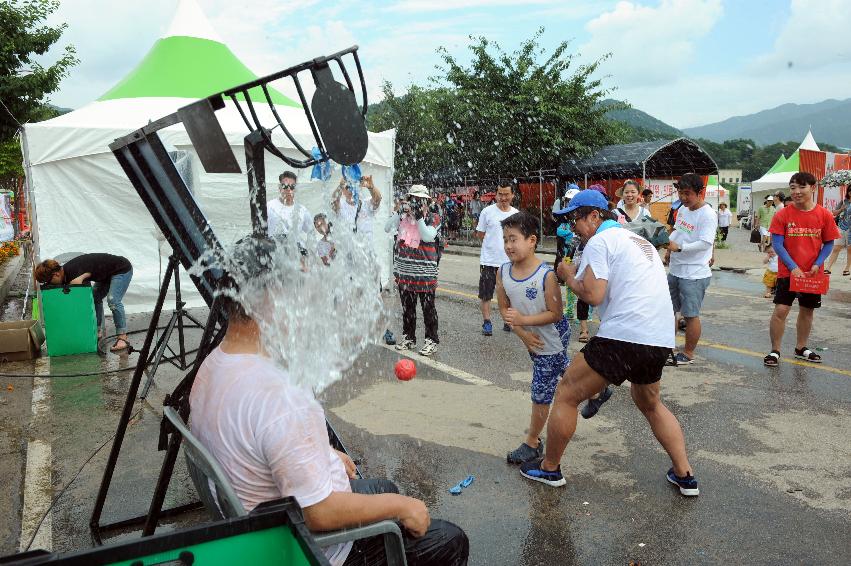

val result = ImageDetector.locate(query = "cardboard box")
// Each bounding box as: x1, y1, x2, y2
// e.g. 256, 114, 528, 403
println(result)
0, 319, 45, 362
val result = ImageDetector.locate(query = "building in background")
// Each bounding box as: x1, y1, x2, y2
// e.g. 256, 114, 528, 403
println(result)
718, 169, 743, 184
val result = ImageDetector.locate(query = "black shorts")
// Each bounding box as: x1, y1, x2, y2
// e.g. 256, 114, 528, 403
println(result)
478, 265, 499, 301
773, 277, 821, 309
582, 336, 672, 386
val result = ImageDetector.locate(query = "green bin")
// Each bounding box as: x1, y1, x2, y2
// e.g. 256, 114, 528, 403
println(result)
40, 284, 98, 357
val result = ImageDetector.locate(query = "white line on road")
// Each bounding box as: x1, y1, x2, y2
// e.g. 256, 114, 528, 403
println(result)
381, 344, 492, 386
19, 376, 52, 553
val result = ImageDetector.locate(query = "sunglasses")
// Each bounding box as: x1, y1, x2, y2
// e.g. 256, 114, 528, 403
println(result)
280, 183, 296, 190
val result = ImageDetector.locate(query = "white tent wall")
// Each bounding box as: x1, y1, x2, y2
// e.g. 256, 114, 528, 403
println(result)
23, 109, 395, 314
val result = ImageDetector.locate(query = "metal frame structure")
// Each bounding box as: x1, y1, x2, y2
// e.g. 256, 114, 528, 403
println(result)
89, 46, 368, 544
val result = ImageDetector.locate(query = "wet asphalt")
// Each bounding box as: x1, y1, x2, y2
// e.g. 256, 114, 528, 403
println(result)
0, 236, 849, 565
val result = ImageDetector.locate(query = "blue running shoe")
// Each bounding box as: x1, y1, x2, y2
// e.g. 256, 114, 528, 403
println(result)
666, 468, 699, 496
520, 458, 566, 487
581, 386, 613, 419
482, 320, 493, 336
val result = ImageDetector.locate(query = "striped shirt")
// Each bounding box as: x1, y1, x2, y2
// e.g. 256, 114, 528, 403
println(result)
393, 211, 441, 292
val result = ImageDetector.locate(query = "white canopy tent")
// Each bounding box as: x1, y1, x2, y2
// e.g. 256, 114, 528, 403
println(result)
751, 130, 820, 200
21, 0, 395, 313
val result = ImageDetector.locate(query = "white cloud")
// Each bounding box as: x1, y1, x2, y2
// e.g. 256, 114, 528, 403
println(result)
749, 0, 851, 74
578, 0, 723, 86
389, 0, 557, 13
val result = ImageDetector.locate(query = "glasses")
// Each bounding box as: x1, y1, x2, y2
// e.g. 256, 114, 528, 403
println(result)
280, 183, 296, 190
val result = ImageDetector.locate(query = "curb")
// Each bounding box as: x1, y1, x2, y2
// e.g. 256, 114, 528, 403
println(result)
0, 247, 27, 308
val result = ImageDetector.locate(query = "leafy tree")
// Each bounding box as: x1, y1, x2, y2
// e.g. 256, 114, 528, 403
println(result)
0, 0, 78, 140
369, 28, 622, 183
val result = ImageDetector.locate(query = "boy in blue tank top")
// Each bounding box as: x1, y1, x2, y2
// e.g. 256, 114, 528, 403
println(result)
496, 212, 571, 465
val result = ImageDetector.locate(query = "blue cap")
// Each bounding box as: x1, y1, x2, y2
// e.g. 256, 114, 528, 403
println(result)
557, 189, 609, 215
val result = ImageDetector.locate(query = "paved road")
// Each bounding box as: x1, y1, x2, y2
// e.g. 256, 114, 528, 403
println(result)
1, 247, 850, 564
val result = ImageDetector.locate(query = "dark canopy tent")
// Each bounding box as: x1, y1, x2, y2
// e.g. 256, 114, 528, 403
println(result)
558, 137, 718, 180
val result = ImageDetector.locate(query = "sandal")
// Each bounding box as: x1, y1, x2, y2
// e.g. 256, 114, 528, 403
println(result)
763, 350, 780, 367
110, 339, 129, 352
578, 330, 590, 343
794, 346, 822, 363
843, 271, 850, 276
763, 291, 772, 298
824, 270, 831, 275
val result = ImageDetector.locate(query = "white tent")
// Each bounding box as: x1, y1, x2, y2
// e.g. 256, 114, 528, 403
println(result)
21, 0, 395, 313
751, 130, 820, 198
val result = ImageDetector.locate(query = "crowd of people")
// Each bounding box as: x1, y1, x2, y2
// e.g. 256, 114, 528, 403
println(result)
31, 168, 842, 566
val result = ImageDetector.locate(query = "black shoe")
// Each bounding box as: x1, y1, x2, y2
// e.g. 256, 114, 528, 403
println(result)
503, 323, 511, 332
580, 386, 613, 419
507, 439, 543, 465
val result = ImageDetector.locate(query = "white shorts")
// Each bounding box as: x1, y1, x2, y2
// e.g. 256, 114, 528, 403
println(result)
759, 226, 770, 237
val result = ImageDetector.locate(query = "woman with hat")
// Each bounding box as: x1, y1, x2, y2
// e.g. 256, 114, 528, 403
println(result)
385, 184, 442, 356
615, 180, 652, 225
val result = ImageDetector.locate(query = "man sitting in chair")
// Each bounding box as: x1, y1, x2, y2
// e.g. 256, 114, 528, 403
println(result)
189, 236, 468, 566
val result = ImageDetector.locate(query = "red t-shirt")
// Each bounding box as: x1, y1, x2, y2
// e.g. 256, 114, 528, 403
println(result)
769, 204, 840, 278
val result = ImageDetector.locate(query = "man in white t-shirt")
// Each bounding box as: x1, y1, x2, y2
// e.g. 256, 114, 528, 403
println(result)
475, 183, 518, 335
267, 171, 314, 249
519, 190, 699, 497
190, 237, 469, 566
665, 173, 717, 365
332, 175, 382, 239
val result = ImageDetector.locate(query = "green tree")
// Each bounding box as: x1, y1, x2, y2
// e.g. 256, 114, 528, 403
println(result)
369, 28, 622, 182
0, 0, 78, 140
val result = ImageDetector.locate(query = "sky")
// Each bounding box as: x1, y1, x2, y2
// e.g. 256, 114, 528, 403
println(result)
40, 0, 851, 129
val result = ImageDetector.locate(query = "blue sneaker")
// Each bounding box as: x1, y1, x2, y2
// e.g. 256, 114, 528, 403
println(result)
482, 320, 493, 336
581, 386, 613, 419
666, 468, 699, 496
383, 330, 396, 345
520, 458, 566, 487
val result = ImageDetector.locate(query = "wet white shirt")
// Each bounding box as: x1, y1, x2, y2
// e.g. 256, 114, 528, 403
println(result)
577, 227, 675, 348
669, 204, 717, 280
476, 204, 518, 267
267, 200, 313, 240
190, 347, 352, 565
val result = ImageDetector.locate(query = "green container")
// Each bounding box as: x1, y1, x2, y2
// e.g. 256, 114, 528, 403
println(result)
40, 284, 98, 357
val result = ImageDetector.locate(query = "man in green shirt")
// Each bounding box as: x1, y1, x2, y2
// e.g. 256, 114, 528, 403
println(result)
755, 196, 777, 252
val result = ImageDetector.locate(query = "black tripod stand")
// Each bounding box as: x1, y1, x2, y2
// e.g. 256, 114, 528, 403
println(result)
138, 255, 205, 399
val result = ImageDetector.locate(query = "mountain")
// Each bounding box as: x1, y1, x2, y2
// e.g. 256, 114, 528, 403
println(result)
599, 99, 682, 140
683, 99, 851, 148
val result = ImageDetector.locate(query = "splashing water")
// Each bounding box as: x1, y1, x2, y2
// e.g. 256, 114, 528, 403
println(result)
192, 189, 388, 392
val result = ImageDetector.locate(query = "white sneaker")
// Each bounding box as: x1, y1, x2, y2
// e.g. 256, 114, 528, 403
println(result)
418, 339, 438, 357
395, 339, 416, 351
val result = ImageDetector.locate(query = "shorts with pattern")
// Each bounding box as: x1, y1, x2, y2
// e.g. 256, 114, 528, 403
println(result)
478, 265, 499, 301
528, 317, 571, 404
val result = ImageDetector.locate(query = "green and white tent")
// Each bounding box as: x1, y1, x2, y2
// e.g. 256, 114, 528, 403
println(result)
22, 0, 395, 312
751, 130, 818, 198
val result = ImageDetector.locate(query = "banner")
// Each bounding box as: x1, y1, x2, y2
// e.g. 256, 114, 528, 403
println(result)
646, 179, 675, 203
737, 186, 752, 213
822, 186, 843, 213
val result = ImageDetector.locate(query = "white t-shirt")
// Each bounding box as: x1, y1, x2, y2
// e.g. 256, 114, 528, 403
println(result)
338, 194, 377, 238
190, 347, 352, 565
476, 204, 518, 266
717, 209, 733, 228
669, 204, 717, 280
576, 227, 675, 348
267, 200, 313, 240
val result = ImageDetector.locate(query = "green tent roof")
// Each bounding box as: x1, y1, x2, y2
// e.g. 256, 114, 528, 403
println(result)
777, 150, 800, 173
766, 154, 786, 174
99, 35, 299, 107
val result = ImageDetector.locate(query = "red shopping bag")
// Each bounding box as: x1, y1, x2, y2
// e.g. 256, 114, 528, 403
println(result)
789, 274, 830, 295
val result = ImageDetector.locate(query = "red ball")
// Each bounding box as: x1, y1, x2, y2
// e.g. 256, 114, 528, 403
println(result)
395, 359, 416, 381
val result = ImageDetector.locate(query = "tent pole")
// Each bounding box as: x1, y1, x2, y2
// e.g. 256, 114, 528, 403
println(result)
538, 170, 543, 242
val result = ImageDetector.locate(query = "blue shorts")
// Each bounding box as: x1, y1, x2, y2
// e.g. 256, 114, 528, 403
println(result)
667, 274, 711, 318
528, 317, 571, 405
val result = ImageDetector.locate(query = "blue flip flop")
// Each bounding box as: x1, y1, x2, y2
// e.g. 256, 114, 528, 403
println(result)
449, 475, 475, 495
